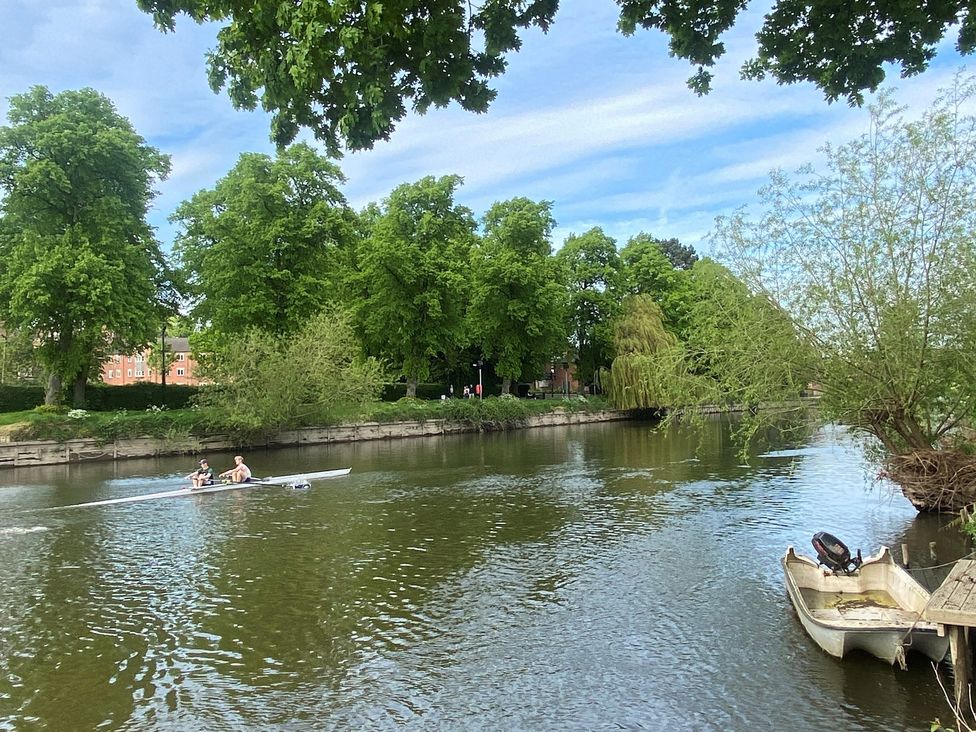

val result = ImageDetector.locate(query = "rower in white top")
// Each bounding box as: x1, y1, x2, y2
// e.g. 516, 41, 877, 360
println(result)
218, 455, 252, 485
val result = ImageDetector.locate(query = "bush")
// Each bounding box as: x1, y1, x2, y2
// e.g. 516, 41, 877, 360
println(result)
380, 383, 451, 401
0, 385, 45, 412
84, 383, 199, 411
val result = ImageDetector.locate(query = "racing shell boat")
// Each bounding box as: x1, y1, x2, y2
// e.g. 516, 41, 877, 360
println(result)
783, 535, 948, 668
55, 468, 352, 509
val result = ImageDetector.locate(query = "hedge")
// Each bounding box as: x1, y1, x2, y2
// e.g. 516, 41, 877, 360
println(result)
0, 384, 45, 412
84, 384, 199, 411
381, 383, 451, 401
0, 383, 199, 413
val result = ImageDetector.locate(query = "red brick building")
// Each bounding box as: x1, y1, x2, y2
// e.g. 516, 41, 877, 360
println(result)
100, 337, 202, 386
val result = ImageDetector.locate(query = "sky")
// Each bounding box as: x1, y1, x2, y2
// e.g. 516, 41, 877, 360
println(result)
0, 0, 968, 257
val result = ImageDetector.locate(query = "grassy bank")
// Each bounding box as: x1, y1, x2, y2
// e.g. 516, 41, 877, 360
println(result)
0, 396, 609, 443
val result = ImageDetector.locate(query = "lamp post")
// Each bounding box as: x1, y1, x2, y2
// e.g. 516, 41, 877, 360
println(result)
472, 359, 483, 399
549, 367, 555, 399
562, 359, 569, 397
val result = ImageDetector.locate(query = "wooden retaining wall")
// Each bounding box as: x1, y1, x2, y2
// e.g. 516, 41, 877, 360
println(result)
0, 409, 634, 469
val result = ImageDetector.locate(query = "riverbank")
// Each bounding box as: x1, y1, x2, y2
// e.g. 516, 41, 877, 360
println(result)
0, 408, 635, 468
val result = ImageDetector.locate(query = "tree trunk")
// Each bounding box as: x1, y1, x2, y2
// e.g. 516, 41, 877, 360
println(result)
72, 371, 87, 408
45, 373, 61, 405
501, 377, 511, 395
406, 376, 418, 398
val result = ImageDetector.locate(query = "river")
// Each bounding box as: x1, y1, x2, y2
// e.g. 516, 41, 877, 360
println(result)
0, 418, 966, 730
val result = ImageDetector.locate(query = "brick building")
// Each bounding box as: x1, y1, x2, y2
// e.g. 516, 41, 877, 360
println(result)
100, 337, 202, 386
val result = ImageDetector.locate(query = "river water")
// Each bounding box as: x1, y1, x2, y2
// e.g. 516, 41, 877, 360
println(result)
0, 418, 966, 731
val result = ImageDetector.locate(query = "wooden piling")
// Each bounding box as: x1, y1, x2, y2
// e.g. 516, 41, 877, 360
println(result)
925, 559, 976, 723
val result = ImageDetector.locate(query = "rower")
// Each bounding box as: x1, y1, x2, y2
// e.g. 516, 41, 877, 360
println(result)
187, 459, 214, 488
219, 455, 252, 483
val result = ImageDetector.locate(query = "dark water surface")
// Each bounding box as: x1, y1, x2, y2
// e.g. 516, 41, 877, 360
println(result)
0, 419, 965, 731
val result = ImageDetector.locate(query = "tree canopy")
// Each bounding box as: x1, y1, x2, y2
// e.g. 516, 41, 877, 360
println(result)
356, 175, 477, 396
715, 74, 976, 510
0, 86, 171, 406
556, 227, 622, 390
469, 198, 568, 393
619, 233, 694, 336
137, 0, 974, 150
172, 143, 356, 341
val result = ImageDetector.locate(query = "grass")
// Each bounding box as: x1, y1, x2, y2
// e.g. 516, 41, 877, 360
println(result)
0, 396, 611, 444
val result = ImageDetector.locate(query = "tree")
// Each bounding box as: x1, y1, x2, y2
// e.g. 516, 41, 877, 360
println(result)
469, 198, 568, 394
681, 259, 812, 407
655, 237, 699, 270
138, 0, 974, 150
555, 227, 623, 391
197, 309, 385, 432
172, 144, 357, 341
604, 294, 700, 409
356, 175, 476, 397
619, 233, 694, 336
714, 75, 976, 511
0, 327, 42, 385
0, 87, 172, 406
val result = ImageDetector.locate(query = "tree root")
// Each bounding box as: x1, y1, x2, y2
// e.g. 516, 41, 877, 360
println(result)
885, 450, 976, 512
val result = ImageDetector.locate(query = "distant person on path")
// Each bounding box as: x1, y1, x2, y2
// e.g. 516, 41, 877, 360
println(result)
463, 385, 470, 399
187, 459, 213, 488
220, 455, 252, 483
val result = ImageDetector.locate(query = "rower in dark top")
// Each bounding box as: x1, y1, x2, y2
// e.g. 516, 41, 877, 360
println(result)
187, 459, 214, 489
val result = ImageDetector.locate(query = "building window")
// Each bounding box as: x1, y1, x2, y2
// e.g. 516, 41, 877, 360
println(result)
135, 369, 144, 377
176, 368, 185, 376
115, 370, 122, 378
176, 353, 186, 361
127, 369, 133, 377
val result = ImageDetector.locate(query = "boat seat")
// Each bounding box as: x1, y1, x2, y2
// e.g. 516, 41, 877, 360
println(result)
811, 607, 936, 629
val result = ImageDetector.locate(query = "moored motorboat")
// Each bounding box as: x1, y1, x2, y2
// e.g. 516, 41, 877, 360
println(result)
783, 537, 948, 668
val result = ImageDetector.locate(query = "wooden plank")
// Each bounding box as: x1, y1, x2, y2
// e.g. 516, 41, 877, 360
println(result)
928, 561, 976, 626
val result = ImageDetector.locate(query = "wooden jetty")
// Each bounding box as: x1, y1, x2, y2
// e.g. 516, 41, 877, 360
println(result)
925, 559, 976, 718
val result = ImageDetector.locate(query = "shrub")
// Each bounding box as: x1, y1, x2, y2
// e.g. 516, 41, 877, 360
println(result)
0, 385, 45, 412
85, 383, 198, 411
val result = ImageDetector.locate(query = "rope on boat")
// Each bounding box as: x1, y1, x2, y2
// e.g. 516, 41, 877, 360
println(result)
894, 644, 908, 671
907, 549, 976, 573
896, 553, 971, 665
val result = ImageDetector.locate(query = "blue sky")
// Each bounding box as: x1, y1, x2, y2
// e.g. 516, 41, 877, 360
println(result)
0, 0, 967, 257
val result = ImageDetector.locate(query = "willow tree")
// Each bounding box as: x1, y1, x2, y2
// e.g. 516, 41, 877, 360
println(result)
196, 309, 385, 432
715, 75, 976, 511
604, 294, 702, 410
619, 233, 694, 337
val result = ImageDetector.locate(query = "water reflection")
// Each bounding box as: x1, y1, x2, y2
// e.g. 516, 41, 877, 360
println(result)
0, 418, 965, 730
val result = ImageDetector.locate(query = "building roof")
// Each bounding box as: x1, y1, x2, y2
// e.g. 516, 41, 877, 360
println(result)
164, 336, 191, 353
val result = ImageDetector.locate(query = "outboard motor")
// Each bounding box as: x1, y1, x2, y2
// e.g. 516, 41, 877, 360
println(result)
812, 531, 863, 575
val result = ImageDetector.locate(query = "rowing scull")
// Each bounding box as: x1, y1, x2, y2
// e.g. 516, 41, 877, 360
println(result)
52, 467, 352, 509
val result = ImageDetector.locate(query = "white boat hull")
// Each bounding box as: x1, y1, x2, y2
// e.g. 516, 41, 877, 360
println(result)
55, 468, 352, 509
783, 546, 948, 666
